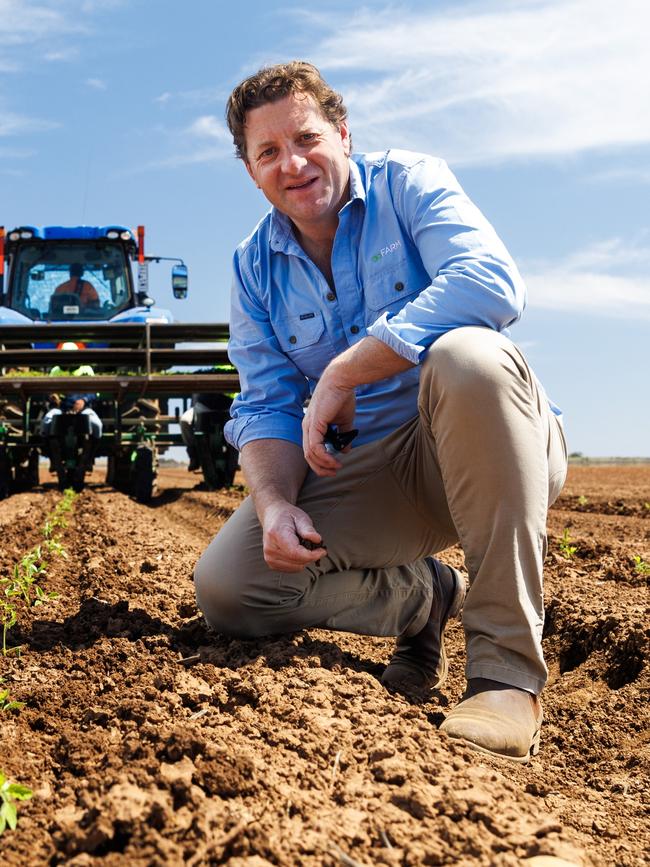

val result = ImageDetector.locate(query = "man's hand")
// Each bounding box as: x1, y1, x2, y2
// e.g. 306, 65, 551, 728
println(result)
302, 372, 356, 477
302, 337, 414, 477
261, 500, 326, 572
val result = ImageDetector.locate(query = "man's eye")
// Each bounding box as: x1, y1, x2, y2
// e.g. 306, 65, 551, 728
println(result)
300, 133, 317, 142
259, 148, 275, 159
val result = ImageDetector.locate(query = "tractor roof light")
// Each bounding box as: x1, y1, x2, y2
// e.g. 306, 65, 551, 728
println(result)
106, 230, 120, 239
120, 231, 131, 241
8, 228, 35, 241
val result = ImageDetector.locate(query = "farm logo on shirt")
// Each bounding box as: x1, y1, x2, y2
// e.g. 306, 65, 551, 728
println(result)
371, 240, 402, 262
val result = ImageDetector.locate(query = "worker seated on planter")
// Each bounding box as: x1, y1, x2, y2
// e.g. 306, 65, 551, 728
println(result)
40, 361, 102, 470
41, 393, 102, 442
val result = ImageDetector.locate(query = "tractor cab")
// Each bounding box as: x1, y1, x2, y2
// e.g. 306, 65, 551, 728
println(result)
10, 238, 132, 322
0, 225, 189, 326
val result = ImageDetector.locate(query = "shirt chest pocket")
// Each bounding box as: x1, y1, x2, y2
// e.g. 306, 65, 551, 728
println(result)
364, 262, 422, 314
274, 311, 336, 380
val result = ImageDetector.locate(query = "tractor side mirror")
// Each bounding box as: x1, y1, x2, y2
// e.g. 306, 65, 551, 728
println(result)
172, 264, 188, 299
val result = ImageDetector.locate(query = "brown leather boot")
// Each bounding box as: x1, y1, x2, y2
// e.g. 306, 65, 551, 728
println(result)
381, 559, 466, 695
440, 677, 543, 763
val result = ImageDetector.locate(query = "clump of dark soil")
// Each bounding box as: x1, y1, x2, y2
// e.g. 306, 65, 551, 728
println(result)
1, 464, 648, 866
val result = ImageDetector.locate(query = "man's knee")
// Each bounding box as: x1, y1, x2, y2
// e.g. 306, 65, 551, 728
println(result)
423, 326, 526, 397
194, 545, 248, 636
193, 503, 271, 638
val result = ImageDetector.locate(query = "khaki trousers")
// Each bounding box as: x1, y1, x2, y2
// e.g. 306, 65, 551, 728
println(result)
194, 327, 567, 694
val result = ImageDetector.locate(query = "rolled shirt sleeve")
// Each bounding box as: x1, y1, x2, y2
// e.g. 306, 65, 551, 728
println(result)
366, 157, 527, 364
224, 253, 308, 451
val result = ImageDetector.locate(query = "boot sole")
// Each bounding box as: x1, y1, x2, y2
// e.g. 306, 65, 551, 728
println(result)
445, 725, 541, 764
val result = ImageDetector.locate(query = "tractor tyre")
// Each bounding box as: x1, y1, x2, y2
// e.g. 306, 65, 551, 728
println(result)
196, 433, 225, 490
105, 454, 115, 486
108, 453, 132, 494
0, 449, 12, 500
197, 434, 238, 491
71, 464, 86, 493
12, 448, 40, 492
224, 443, 239, 486
133, 446, 155, 504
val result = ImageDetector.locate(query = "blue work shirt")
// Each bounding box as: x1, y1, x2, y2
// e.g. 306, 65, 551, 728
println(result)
225, 149, 532, 451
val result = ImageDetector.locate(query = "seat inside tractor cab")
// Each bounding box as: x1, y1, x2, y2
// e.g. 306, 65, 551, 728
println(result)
49, 293, 81, 319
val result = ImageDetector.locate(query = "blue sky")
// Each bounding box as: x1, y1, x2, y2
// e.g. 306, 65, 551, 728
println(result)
3, 0, 649, 456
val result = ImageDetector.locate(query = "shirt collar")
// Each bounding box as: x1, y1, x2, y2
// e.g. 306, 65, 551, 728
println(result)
348, 156, 366, 204
269, 208, 293, 253
269, 156, 365, 253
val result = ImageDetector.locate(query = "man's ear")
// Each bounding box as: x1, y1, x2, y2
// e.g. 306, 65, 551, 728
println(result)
245, 160, 261, 189
339, 120, 351, 156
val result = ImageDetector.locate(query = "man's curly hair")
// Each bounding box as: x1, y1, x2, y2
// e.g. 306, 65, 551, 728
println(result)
226, 61, 349, 162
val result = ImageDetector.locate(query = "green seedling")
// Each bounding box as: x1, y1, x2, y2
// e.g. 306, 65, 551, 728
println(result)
559, 528, 577, 560
0, 771, 33, 835
0, 683, 24, 714
0, 599, 19, 657
0, 488, 76, 656
32, 586, 59, 607
42, 538, 67, 558
632, 556, 650, 576
577, 495, 589, 506
7, 549, 47, 605
643, 502, 650, 512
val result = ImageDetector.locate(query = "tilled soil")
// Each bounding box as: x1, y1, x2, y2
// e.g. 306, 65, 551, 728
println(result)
0, 464, 648, 866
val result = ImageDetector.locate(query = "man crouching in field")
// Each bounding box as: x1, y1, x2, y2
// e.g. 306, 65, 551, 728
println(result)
194, 61, 568, 763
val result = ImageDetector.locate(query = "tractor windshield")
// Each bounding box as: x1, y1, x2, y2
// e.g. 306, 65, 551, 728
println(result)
9, 241, 132, 321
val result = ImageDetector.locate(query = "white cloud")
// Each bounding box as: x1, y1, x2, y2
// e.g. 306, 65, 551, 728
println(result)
44, 49, 77, 62
301, 0, 650, 165
140, 116, 233, 170
0, 0, 70, 45
0, 107, 57, 137
587, 167, 650, 186
0, 145, 35, 157
523, 238, 650, 318
187, 115, 231, 142
0, 1, 119, 139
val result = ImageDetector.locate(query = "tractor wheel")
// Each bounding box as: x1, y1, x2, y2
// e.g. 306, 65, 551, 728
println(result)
133, 446, 155, 503
12, 448, 40, 492
225, 443, 239, 486
108, 453, 132, 493
27, 448, 40, 488
197, 433, 239, 491
0, 449, 12, 500
105, 455, 115, 485
196, 434, 225, 490
70, 464, 86, 493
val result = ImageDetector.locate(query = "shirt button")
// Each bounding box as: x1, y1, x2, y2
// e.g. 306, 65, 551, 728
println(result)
350, 325, 360, 334
326, 292, 336, 302
395, 281, 404, 291
289, 335, 297, 344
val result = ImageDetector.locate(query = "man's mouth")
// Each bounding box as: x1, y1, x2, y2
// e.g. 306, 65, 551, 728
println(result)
286, 177, 318, 191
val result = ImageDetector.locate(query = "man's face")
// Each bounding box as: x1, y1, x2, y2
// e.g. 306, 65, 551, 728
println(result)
244, 92, 351, 241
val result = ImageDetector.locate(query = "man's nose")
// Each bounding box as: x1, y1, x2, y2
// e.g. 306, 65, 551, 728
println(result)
280, 149, 307, 174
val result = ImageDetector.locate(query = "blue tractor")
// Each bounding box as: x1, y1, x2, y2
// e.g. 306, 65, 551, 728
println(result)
0, 224, 239, 499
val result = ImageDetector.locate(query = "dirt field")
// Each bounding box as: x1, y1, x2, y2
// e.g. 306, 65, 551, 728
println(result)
1, 464, 648, 866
